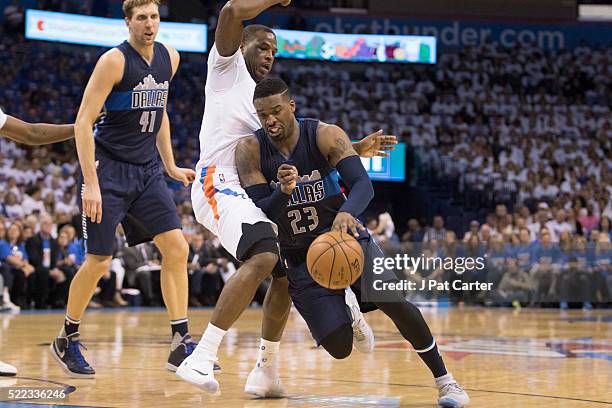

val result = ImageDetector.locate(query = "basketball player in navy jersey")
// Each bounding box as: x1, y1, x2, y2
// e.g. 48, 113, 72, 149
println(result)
178, 0, 395, 396
235, 77, 470, 407
0, 107, 75, 377
49, 0, 199, 378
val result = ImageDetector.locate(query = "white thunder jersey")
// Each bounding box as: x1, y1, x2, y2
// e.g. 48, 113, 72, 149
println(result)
191, 43, 273, 260
196, 44, 261, 170
0, 107, 7, 130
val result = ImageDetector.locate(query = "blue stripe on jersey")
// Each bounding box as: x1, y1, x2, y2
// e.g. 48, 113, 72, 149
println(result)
105, 91, 132, 111
322, 170, 341, 196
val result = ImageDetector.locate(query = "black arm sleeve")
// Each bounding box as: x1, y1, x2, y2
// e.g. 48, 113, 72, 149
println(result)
244, 183, 291, 221
336, 155, 374, 217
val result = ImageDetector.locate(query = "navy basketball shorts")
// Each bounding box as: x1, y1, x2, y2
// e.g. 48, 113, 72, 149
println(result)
78, 156, 182, 256
286, 232, 396, 344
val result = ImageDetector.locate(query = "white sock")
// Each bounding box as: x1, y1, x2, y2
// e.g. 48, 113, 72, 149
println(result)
195, 323, 226, 358
257, 338, 280, 370
435, 373, 455, 388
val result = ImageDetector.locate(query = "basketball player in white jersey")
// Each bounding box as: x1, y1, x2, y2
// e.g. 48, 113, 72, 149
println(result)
0, 106, 74, 377
177, 0, 396, 396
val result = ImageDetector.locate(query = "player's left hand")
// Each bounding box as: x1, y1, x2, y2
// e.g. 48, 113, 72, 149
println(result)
353, 129, 398, 158
332, 212, 365, 238
169, 166, 196, 187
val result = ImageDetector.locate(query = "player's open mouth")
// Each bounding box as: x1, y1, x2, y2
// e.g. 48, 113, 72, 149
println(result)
268, 126, 281, 135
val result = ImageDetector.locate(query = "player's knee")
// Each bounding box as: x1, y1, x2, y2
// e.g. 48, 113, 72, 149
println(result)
158, 237, 189, 264
246, 251, 279, 281
321, 324, 353, 359
85, 255, 112, 276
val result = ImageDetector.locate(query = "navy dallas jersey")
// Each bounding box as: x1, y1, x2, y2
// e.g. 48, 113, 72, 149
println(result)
255, 118, 346, 259
79, 41, 181, 257
94, 41, 172, 163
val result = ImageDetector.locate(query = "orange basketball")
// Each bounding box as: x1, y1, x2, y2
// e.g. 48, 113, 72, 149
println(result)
306, 231, 364, 289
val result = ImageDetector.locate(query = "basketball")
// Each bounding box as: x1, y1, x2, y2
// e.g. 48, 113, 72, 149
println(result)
306, 231, 364, 289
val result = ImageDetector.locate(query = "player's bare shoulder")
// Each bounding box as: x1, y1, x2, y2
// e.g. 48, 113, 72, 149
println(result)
94, 48, 125, 83
316, 121, 356, 165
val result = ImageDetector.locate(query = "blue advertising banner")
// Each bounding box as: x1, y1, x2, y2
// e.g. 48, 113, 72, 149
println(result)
255, 14, 612, 51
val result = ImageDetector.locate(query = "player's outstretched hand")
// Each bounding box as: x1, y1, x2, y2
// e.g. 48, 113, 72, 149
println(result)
354, 129, 398, 158
280, 0, 292, 6
277, 163, 298, 194
332, 212, 365, 238
83, 182, 103, 224
169, 167, 197, 187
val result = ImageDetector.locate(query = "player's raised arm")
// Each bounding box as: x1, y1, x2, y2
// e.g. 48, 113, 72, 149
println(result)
0, 108, 74, 145
236, 135, 295, 220
215, 0, 290, 56
317, 122, 374, 236
74, 49, 124, 224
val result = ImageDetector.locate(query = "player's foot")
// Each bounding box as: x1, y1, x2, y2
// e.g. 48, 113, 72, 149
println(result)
166, 333, 221, 373
0, 360, 17, 376
49, 332, 95, 378
176, 352, 219, 393
244, 365, 286, 398
438, 381, 470, 407
345, 288, 374, 353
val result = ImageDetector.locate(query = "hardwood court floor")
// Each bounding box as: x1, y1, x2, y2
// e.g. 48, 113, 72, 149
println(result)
0, 307, 610, 407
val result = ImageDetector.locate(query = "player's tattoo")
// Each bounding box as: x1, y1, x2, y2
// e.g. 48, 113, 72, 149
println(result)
328, 137, 350, 164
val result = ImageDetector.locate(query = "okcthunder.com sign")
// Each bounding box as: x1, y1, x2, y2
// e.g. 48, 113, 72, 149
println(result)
25, 9, 208, 53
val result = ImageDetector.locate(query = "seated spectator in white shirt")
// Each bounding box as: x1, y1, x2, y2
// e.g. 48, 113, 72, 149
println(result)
533, 176, 559, 200
546, 209, 573, 242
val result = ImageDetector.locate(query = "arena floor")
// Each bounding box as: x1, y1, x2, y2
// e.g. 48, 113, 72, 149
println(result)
0, 307, 610, 407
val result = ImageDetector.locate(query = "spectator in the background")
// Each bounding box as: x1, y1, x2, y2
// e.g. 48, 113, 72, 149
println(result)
56, 229, 78, 281
402, 218, 424, 243
122, 243, 161, 307
0, 222, 20, 311
372, 212, 397, 244
528, 203, 551, 241
533, 176, 559, 201
3, 192, 23, 219
529, 228, 562, 303
579, 204, 600, 235
559, 254, 592, 311
3, 0, 24, 33
593, 234, 611, 303
22, 187, 45, 215
25, 213, 60, 309
1, 223, 34, 309
423, 215, 446, 243
55, 191, 78, 216
462, 220, 481, 242
496, 258, 535, 307
546, 209, 572, 242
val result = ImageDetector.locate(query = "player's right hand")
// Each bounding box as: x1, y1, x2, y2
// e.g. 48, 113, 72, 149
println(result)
332, 212, 365, 238
83, 182, 103, 224
280, 0, 291, 6
277, 163, 298, 195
